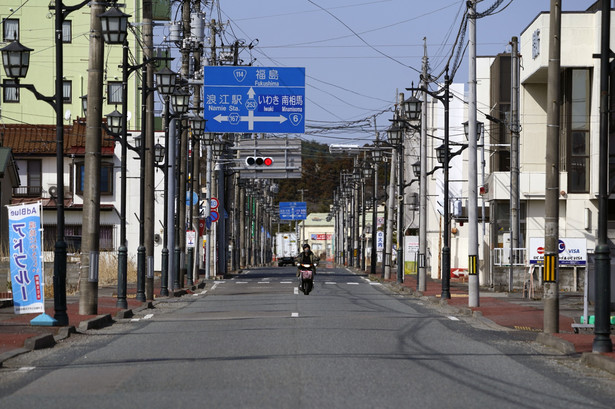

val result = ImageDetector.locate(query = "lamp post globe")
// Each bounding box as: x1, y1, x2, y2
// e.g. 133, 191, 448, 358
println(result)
403, 95, 422, 121
99, 7, 131, 45
435, 144, 449, 164
386, 123, 403, 146
154, 143, 165, 164
106, 109, 123, 135
171, 88, 190, 115
463, 120, 484, 142
189, 114, 206, 137
0, 40, 33, 79
411, 161, 421, 177
155, 67, 177, 96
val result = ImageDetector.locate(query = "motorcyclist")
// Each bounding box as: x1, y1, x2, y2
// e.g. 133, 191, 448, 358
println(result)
296, 243, 319, 277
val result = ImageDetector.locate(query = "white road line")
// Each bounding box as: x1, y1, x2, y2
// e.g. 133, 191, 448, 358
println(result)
347, 282, 359, 285
131, 318, 140, 322
236, 281, 248, 284
370, 282, 382, 286
294, 287, 299, 295
291, 312, 299, 318
143, 314, 154, 320
448, 316, 460, 321
17, 367, 35, 373
325, 282, 336, 285
280, 281, 293, 284
257, 282, 269, 284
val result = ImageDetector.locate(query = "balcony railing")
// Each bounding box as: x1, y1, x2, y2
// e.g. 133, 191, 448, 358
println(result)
13, 186, 43, 197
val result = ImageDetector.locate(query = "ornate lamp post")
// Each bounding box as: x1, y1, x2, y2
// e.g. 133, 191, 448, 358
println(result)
155, 67, 177, 295
186, 113, 206, 285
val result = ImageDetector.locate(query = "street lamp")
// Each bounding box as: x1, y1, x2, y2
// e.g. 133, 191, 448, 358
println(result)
99, 6, 130, 44
155, 67, 177, 296
186, 113, 206, 286
387, 120, 407, 284
105, 110, 123, 136
0, 40, 33, 78
369, 146, 384, 275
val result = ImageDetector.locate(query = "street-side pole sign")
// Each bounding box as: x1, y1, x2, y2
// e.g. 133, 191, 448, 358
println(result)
204, 66, 305, 133
528, 237, 587, 265
279, 202, 307, 220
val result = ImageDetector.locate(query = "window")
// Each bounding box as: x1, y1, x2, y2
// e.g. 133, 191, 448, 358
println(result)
62, 20, 72, 43
565, 69, 591, 193
13, 159, 42, 196
3, 19, 19, 41
107, 81, 122, 105
75, 162, 114, 195
63, 80, 72, 103
2, 79, 18, 103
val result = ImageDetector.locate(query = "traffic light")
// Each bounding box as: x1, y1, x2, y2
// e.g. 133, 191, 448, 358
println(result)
245, 156, 274, 167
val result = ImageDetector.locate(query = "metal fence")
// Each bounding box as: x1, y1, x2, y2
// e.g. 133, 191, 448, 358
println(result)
492, 248, 527, 266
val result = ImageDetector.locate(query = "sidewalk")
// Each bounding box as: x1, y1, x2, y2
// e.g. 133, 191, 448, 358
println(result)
0, 282, 204, 367
377, 272, 615, 374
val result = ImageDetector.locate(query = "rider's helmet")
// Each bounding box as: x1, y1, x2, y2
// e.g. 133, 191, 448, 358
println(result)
302, 243, 310, 251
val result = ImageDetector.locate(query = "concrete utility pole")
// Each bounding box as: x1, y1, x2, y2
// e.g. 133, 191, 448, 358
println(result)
510, 36, 521, 294
544, 0, 561, 334
384, 149, 397, 280
204, 18, 217, 279
143, 0, 155, 301
418, 38, 428, 292
297, 188, 309, 245
178, 0, 191, 286
80, 1, 106, 314
467, 0, 479, 307
592, 0, 613, 353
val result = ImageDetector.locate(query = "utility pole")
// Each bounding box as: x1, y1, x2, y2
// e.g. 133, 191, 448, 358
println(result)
204, 19, 217, 280
143, 0, 155, 300
384, 149, 397, 280
297, 188, 308, 245
544, 0, 561, 334
510, 36, 521, 294
178, 0, 191, 287
418, 38, 428, 292
80, 1, 105, 314
467, 0, 479, 307
593, 0, 613, 353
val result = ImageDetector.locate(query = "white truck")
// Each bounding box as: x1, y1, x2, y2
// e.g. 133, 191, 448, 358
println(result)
275, 233, 298, 266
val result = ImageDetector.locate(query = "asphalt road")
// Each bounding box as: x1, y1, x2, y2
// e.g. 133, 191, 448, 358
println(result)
1, 266, 615, 409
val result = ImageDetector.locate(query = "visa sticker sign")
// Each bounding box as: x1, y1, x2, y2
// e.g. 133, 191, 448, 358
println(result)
528, 237, 587, 265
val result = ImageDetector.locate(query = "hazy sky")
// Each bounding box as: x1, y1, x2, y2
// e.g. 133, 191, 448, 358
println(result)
162, 0, 597, 144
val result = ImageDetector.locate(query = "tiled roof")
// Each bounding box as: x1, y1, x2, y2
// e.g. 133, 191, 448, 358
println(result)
0, 119, 116, 156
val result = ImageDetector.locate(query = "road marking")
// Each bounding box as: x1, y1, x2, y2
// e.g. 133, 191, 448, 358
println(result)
200, 290, 208, 295
448, 316, 460, 321
347, 282, 359, 285
369, 282, 382, 286
325, 282, 336, 285
236, 281, 248, 284
143, 314, 154, 320
17, 367, 35, 373
257, 282, 269, 284
294, 287, 299, 295
280, 281, 293, 284
291, 312, 299, 318
131, 318, 140, 322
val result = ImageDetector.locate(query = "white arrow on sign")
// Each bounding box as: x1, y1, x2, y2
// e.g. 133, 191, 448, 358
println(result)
213, 111, 287, 131
247, 87, 256, 98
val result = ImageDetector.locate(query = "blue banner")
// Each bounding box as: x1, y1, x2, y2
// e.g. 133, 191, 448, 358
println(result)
8, 202, 44, 314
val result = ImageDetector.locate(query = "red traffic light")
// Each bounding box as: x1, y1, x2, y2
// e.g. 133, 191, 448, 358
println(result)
245, 156, 274, 167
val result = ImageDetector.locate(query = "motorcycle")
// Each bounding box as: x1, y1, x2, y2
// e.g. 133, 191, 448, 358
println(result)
297, 262, 315, 295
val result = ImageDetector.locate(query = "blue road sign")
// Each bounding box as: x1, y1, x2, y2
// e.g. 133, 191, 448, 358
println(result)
204, 66, 305, 133
279, 201, 307, 220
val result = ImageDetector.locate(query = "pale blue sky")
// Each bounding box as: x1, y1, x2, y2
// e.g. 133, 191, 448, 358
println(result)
163, 0, 597, 144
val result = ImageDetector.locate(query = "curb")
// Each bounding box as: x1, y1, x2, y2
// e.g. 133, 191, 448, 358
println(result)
535, 333, 576, 355
78, 314, 113, 332
581, 352, 615, 375
24, 333, 55, 350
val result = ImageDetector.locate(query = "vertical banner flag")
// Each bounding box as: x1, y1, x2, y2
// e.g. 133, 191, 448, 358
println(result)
8, 202, 44, 314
